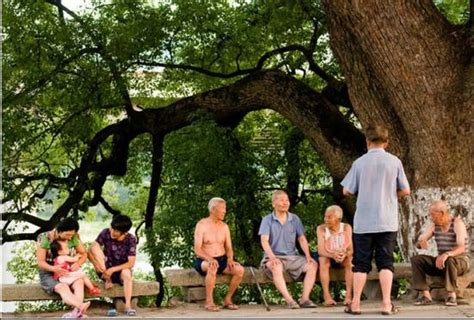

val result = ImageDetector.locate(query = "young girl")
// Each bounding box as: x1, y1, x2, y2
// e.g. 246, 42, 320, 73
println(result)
50, 240, 101, 296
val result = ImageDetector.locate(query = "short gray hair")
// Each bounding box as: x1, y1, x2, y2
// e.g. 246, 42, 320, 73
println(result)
431, 200, 449, 214
325, 205, 343, 220
208, 197, 226, 212
272, 190, 288, 202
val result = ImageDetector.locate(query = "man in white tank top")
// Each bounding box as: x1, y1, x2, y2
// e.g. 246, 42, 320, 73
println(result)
316, 205, 353, 307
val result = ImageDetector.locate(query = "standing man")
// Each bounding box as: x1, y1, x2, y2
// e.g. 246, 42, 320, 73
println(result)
411, 200, 470, 307
259, 190, 318, 309
193, 197, 244, 312
341, 124, 410, 315
88, 214, 137, 316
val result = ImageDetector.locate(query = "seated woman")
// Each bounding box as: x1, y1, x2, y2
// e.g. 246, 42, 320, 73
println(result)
36, 217, 91, 318
316, 205, 353, 307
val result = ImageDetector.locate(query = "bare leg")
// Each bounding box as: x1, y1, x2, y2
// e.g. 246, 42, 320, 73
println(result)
83, 276, 95, 290
54, 283, 83, 309
121, 269, 133, 310
300, 261, 317, 303
266, 260, 294, 304
319, 257, 335, 304
223, 264, 244, 305
379, 269, 393, 312
200, 261, 218, 308
351, 272, 367, 312
343, 257, 353, 305
88, 244, 112, 288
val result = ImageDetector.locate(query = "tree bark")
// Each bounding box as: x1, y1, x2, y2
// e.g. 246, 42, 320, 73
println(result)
323, 0, 473, 259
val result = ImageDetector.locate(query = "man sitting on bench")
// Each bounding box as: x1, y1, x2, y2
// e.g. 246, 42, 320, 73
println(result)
411, 200, 470, 307
193, 197, 244, 312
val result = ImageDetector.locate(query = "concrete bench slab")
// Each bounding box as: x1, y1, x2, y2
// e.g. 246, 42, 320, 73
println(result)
1, 281, 159, 302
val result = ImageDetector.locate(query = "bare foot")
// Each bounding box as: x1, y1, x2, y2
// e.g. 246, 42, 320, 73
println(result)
79, 301, 91, 315
105, 281, 114, 289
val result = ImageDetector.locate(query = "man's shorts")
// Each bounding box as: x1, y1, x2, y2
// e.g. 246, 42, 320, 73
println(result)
194, 255, 228, 276
260, 255, 308, 281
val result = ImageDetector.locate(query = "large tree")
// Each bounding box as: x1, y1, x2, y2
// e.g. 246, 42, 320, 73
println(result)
3, 0, 472, 303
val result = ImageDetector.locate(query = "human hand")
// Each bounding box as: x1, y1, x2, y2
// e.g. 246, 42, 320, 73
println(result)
417, 239, 428, 250
53, 265, 68, 276
267, 257, 281, 268
227, 258, 235, 271
103, 268, 115, 279
207, 258, 218, 271
435, 253, 448, 269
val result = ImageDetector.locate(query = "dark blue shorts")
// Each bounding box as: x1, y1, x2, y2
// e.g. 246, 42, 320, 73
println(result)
352, 232, 397, 274
311, 251, 343, 268
194, 255, 228, 276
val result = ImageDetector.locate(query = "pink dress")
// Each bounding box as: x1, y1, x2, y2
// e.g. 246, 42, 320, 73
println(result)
53, 256, 86, 285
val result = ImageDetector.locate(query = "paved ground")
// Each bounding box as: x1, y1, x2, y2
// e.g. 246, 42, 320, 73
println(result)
2, 299, 473, 318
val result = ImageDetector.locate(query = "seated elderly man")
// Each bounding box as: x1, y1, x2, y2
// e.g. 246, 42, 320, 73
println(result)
316, 205, 353, 307
193, 197, 244, 312
411, 200, 470, 307
259, 190, 318, 309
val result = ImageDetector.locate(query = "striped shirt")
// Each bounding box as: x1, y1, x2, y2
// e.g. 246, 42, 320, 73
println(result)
434, 218, 469, 256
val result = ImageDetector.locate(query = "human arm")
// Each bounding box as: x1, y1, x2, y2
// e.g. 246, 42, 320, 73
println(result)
223, 224, 236, 271
435, 217, 468, 269
416, 223, 435, 250
344, 224, 353, 256
317, 225, 334, 257
297, 235, 316, 264
103, 256, 136, 279
36, 241, 68, 276
397, 188, 411, 198
260, 235, 280, 267
70, 234, 87, 271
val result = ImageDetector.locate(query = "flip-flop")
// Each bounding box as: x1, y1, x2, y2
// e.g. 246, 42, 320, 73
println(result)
106, 308, 118, 317
204, 305, 220, 312
414, 296, 432, 306
344, 305, 361, 315
299, 300, 317, 308
381, 303, 399, 316
124, 308, 137, 316
322, 301, 337, 307
222, 303, 239, 310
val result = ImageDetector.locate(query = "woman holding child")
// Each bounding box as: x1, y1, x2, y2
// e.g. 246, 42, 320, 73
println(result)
36, 217, 95, 318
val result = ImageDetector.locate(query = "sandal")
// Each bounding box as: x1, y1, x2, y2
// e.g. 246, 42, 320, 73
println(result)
381, 303, 399, 316
299, 299, 317, 308
124, 308, 137, 316
287, 301, 301, 309
222, 303, 239, 310
322, 301, 337, 307
413, 296, 432, 306
204, 304, 220, 312
88, 286, 101, 296
106, 309, 118, 317
445, 296, 457, 306
344, 304, 361, 315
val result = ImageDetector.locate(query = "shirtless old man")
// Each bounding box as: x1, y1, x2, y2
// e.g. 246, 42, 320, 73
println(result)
193, 197, 244, 312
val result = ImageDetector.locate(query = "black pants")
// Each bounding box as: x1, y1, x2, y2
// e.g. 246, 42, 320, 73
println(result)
410, 254, 470, 292
352, 232, 397, 273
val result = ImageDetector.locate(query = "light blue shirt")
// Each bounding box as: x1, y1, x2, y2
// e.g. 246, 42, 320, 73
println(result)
258, 212, 305, 256
341, 148, 409, 234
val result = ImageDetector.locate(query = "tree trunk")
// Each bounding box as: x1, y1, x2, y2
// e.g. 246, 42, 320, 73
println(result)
323, 0, 473, 259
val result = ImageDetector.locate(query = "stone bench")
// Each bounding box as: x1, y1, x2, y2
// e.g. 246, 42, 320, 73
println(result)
165, 262, 473, 302
165, 264, 413, 302
1, 281, 160, 310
